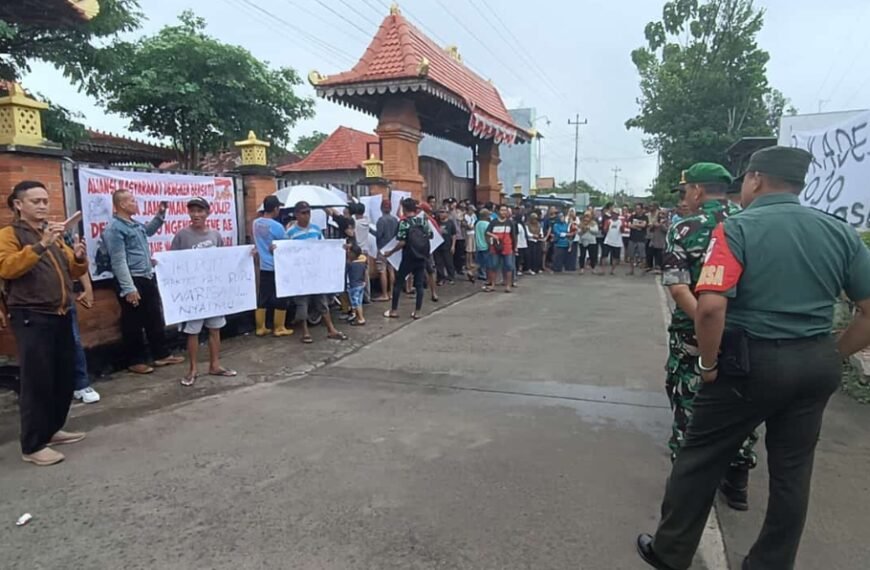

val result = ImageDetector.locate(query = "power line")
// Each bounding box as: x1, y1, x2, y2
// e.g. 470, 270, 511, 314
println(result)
274, 0, 370, 44
474, 0, 568, 102
432, 0, 530, 87
334, 0, 381, 29
233, 0, 358, 64
221, 0, 352, 69
312, 0, 377, 39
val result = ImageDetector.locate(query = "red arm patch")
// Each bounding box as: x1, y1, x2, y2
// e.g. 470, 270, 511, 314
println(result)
695, 223, 743, 293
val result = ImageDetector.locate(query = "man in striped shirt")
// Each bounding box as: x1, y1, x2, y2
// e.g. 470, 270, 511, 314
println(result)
286, 201, 347, 344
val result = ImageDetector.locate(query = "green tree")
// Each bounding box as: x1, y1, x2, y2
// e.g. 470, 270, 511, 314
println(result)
39, 94, 87, 149
98, 11, 315, 168
626, 0, 780, 204
556, 180, 608, 206
0, 0, 142, 90
293, 131, 328, 158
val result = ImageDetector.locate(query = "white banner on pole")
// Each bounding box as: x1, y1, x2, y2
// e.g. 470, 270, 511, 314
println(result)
789, 110, 870, 228
78, 167, 239, 280
153, 246, 256, 326
274, 239, 346, 297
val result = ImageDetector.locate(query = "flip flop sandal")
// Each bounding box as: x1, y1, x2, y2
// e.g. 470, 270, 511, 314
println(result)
350, 320, 367, 326
209, 368, 238, 377
410, 313, 422, 320
431, 296, 439, 303
328, 332, 348, 341
180, 374, 197, 387
383, 310, 399, 318
302, 335, 313, 344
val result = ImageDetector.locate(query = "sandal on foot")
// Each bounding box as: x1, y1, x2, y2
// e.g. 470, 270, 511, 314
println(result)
328, 331, 348, 341
351, 320, 366, 326
301, 335, 313, 344
180, 374, 197, 387
209, 368, 237, 377
383, 310, 399, 318
410, 312, 422, 320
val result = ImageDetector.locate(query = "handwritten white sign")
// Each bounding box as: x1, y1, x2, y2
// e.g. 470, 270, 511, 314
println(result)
274, 239, 346, 297
153, 246, 256, 326
789, 109, 870, 228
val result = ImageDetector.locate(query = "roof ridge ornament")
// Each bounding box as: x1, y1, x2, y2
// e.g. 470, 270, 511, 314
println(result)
308, 70, 328, 86
417, 57, 430, 76
390, 3, 400, 15
445, 45, 462, 63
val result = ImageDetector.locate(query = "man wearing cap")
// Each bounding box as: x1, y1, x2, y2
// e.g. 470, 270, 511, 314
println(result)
660, 163, 758, 512
170, 197, 237, 386
639, 147, 870, 570
286, 201, 347, 344
253, 195, 293, 337
104, 190, 184, 374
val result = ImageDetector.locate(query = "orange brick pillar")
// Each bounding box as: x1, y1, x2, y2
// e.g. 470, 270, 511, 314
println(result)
240, 167, 277, 243
476, 141, 502, 205
377, 98, 424, 200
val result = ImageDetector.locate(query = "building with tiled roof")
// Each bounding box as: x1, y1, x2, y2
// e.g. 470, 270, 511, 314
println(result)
278, 126, 378, 174
308, 5, 530, 203
311, 9, 528, 148
276, 126, 378, 188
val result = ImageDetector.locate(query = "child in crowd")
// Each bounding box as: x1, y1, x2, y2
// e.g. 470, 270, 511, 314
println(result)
346, 244, 368, 326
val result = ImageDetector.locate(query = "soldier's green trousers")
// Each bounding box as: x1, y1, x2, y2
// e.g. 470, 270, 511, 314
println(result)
665, 330, 758, 468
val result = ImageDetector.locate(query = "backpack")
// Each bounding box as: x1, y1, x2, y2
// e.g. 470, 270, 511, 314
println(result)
405, 221, 429, 261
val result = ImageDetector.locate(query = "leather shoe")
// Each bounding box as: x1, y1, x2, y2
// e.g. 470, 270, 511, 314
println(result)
636, 534, 678, 570
22, 447, 65, 466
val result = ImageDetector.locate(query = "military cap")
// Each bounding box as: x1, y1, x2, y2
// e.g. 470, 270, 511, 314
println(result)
683, 162, 733, 185
742, 146, 812, 184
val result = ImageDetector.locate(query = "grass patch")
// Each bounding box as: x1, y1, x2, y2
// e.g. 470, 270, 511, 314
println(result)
842, 360, 870, 404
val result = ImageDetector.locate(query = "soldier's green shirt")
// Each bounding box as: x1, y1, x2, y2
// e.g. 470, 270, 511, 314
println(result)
662, 199, 742, 333
697, 193, 870, 339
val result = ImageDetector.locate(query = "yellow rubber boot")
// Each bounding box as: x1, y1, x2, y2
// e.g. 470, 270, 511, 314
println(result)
255, 309, 272, 337
272, 309, 294, 337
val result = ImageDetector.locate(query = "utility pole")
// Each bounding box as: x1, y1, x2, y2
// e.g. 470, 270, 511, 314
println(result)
568, 113, 588, 203
612, 166, 622, 200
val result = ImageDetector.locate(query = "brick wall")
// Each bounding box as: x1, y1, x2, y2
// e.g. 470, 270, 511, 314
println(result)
0, 152, 125, 359
242, 174, 277, 242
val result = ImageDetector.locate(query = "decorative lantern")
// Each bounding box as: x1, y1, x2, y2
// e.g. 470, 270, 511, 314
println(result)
0, 83, 49, 146
362, 154, 384, 179
234, 131, 270, 166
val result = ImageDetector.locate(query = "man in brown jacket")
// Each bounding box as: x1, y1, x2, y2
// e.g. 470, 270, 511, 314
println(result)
0, 180, 89, 466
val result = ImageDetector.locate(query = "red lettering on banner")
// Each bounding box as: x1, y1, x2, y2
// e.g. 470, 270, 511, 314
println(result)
90, 222, 107, 238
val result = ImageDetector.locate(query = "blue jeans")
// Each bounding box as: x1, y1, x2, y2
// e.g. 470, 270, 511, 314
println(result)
475, 250, 489, 279
69, 304, 90, 391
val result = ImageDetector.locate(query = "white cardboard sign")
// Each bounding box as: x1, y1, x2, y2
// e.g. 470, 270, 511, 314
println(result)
153, 246, 256, 326
274, 239, 346, 297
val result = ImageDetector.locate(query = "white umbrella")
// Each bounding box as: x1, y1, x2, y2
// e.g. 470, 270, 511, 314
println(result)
267, 185, 348, 210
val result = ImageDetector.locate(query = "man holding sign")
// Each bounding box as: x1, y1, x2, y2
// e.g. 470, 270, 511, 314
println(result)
285, 201, 347, 344
169, 197, 237, 386
103, 190, 184, 374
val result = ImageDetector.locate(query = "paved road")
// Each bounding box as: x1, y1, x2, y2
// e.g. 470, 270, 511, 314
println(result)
2, 273, 864, 569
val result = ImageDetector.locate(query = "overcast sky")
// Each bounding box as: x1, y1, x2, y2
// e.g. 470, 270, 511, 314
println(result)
20, 0, 870, 194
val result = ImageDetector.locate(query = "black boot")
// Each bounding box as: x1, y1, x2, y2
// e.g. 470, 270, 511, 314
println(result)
719, 465, 749, 511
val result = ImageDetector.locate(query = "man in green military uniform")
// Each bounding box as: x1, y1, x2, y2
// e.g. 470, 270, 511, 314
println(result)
661, 162, 757, 511
638, 146, 870, 570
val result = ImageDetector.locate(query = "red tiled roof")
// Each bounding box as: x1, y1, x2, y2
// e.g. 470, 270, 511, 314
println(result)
277, 126, 378, 173
317, 12, 524, 142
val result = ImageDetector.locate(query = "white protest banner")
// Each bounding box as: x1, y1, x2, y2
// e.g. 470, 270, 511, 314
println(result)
390, 190, 412, 217
360, 194, 383, 226
153, 246, 256, 326
381, 238, 402, 270
79, 167, 238, 280
274, 239, 346, 297
789, 110, 870, 228
418, 213, 444, 252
